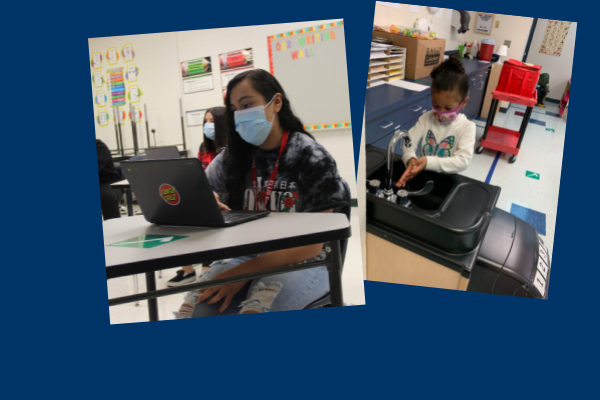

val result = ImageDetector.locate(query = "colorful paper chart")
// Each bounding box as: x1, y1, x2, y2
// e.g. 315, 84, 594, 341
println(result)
97, 110, 109, 126
304, 121, 351, 130
91, 52, 102, 69
128, 85, 142, 103
122, 44, 135, 62
92, 72, 104, 88
129, 105, 142, 122
107, 67, 126, 106
125, 65, 138, 82
107, 47, 119, 65
94, 91, 107, 107
117, 108, 126, 125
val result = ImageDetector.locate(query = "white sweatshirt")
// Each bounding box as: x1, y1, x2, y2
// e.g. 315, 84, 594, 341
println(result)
401, 110, 476, 174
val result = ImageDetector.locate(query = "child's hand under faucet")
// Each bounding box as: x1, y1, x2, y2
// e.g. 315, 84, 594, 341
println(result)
396, 157, 428, 188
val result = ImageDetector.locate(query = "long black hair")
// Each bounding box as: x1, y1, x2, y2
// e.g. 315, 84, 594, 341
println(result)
223, 69, 314, 209
430, 52, 469, 101
200, 106, 228, 154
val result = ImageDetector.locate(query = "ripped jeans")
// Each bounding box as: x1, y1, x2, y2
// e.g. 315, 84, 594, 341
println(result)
177, 254, 330, 318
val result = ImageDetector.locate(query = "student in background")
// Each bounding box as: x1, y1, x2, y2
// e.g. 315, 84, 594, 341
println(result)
167, 107, 229, 287
97, 139, 123, 221
198, 107, 228, 169
177, 69, 347, 318
537, 73, 550, 108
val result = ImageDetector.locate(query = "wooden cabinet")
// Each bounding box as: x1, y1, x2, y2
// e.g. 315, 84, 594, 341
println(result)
366, 233, 470, 291
480, 63, 503, 119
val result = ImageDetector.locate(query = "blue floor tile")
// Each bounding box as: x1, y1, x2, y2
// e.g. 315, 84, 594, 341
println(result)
510, 204, 546, 235
475, 116, 487, 122
546, 111, 561, 118
514, 111, 547, 126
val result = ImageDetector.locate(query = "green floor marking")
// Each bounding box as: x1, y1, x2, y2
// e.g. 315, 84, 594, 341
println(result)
526, 171, 540, 180
546, 128, 555, 132
107, 234, 188, 249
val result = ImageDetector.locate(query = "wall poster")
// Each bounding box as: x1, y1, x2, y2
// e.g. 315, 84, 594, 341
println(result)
181, 57, 214, 94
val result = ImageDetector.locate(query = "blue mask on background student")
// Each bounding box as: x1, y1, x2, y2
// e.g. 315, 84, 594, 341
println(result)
234, 96, 276, 146
203, 122, 215, 140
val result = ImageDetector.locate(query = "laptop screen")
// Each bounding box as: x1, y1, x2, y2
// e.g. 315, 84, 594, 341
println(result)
145, 146, 181, 160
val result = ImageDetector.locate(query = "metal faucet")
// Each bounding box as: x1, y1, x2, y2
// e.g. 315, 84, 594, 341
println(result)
383, 129, 412, 201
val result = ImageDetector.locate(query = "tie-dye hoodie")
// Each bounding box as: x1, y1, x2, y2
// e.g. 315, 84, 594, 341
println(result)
206, 131, 347, 213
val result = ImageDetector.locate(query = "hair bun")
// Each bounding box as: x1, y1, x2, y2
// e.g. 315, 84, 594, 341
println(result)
430, 52, 465, 80
446, 52, 466, 73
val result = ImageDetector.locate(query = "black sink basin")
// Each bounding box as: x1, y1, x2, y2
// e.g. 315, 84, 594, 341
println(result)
368, 159, 456, 211
366, 145, 501, 254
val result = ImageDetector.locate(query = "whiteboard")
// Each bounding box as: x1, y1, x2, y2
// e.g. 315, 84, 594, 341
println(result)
268, 21, 351, 129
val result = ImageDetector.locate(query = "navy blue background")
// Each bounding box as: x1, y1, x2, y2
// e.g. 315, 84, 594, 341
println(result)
3, 1, 596, 398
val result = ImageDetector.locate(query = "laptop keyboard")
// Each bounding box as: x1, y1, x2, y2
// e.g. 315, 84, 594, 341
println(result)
222, 211, 264, 223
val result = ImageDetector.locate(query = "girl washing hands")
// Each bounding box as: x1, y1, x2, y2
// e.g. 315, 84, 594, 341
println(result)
397, 52, 476, 188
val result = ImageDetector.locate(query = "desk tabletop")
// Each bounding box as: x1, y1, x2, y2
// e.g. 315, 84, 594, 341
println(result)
104, 213, 351, 278
110, 179, 130, 188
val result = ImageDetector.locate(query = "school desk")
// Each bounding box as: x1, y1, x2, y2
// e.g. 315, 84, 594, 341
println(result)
104, 213, 351, 321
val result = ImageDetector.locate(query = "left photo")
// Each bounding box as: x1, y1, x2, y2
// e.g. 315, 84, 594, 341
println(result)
92, 20, 364, 324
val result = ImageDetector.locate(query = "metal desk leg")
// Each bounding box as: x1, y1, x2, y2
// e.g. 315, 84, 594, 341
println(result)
516, 106, 533, 149
145, 271, 159, 321
327, 240, 344, 307
125, 188, 134, 217
125, 188, 140, 305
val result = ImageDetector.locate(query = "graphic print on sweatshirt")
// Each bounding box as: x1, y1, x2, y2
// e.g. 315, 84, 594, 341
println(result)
206, 132, 346, 213
421, 130, 455, 158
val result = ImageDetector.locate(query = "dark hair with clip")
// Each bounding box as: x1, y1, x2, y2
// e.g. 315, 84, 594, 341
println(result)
430, 52, 469, 102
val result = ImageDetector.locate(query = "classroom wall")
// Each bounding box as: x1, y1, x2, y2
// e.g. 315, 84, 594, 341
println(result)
89, 33, 181, 153
525, 20, 576, 101
90, 20, 357, 198
464, 12, 533, 60
373, 4, 464, 52
373, 5, 533, 61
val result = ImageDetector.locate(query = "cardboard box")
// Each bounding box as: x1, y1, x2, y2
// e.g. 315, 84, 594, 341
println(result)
480, 63, 502, 119
373, 31, 446, 80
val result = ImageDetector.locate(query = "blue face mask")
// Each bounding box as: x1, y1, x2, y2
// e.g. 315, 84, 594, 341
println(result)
203, 122, 215, 140
234, 96, 276, 146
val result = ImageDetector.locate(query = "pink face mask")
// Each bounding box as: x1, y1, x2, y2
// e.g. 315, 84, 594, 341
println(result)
432, 98, 467, 125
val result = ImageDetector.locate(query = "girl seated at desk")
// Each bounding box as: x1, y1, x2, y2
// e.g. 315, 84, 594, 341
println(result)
396, 53, 476, 188
177, 69, 347, 318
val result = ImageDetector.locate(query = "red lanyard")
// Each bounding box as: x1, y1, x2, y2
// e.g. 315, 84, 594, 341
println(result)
252, 130, 289, 211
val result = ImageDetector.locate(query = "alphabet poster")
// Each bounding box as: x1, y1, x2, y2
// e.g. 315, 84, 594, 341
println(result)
267, 20, 351, 130
122, 44, 135, 62
540, 20, 571, 56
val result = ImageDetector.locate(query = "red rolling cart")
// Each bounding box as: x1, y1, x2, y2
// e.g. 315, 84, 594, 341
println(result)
476, 89, 537, 164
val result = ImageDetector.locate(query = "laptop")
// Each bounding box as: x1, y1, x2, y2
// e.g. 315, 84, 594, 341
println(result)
145, 146, 181, 160
121, 158, 270, 227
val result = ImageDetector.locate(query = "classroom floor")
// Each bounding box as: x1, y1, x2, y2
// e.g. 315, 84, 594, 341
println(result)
107, 207, 366, 324
462, 101, 565, 262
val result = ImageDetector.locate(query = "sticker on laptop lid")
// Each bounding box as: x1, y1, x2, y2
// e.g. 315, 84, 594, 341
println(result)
160, 184, 180, 205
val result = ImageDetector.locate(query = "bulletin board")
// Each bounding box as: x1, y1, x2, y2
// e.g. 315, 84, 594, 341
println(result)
267, 20, 352, 131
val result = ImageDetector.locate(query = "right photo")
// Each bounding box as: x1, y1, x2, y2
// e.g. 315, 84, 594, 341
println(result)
364, 3, 574, 298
